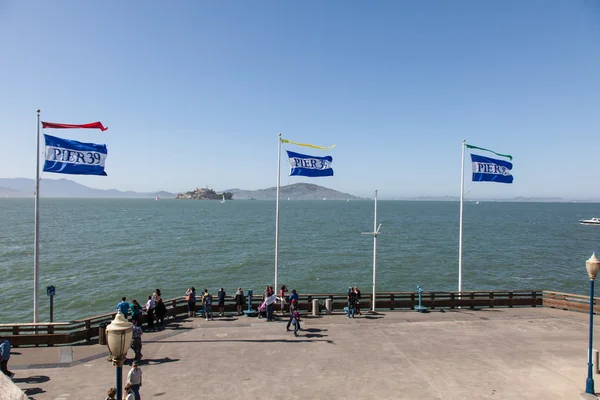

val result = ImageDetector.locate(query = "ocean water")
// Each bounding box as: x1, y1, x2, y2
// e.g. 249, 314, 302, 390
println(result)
1, 198, 599, 323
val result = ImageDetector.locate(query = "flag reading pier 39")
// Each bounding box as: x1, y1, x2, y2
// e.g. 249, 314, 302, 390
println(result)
43, 134, 108, 176
471, 154, 513, 184
286, 150, 333, 177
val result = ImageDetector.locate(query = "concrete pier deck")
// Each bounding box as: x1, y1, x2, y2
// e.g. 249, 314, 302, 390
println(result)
6, 307, 596, 399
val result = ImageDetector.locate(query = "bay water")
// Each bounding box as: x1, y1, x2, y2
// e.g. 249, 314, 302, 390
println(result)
1, 198, 600, 323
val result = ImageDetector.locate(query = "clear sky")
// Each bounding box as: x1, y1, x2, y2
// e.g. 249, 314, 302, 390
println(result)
1, 1, 599, 199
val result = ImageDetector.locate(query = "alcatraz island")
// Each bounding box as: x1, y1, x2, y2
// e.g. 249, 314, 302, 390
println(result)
175, 187, 233, 200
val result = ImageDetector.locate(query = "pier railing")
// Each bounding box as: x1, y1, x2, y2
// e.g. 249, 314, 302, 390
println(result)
541, 290, 600, 313
0, 290, 543, 347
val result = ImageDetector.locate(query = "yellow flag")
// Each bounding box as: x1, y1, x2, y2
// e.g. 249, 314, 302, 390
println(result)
280, 138, 336, 150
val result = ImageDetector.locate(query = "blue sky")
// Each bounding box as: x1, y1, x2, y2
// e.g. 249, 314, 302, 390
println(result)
1, 1, 599, 199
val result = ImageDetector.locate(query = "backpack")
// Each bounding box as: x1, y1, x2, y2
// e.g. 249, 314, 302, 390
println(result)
205, 294, 212, 305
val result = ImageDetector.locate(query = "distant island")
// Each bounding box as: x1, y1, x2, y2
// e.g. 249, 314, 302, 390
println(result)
0, 178, 175, 199
226, 183, 363, 200
176, 188, 233, 200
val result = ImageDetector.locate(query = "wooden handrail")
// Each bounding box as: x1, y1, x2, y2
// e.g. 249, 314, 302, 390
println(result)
0, 290, 545, 347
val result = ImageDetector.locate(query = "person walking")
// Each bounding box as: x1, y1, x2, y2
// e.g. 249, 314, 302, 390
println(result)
124, 383, 135, 400
217, 288, 226, 317
291, 308, 301, 337
286, 299, 298, 331
105, 387, 117, 400
185, 287, 197, 317
279, 285, 288, 315
126, 360, 142, 400
130, 299, 142, 324
0, 335, 14, 378
145, 295, 155, 330
131, 319, 143, 361
234, 287, 244, 315
117, 297, 130, 317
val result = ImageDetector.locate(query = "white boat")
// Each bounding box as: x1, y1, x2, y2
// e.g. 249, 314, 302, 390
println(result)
220, 194, 225, 203
155, 196, 160, 201
580, 218, 600, 225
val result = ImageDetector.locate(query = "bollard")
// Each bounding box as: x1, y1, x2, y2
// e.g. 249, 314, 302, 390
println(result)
325, 298, 332, 314
312, 299, 319, 316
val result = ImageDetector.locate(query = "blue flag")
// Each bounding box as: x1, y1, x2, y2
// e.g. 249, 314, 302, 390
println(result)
286, 150, 333, 177
43, 134, 108, 176
471, 154, 513, 184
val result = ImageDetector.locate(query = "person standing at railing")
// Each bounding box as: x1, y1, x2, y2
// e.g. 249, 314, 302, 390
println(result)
347, 287, 356, 318
145, 295, 155, 331
154, 289, 167, 330
130, 299, 142, 324
0, 335, 14, 379
217, 288, 226, 317
289, 289, 299, 304
202, 289, 214, 321
279, 285, 288, 315
185, 287, 197, 317
234, 287, 244, 315
117, 297, 130, 317
354, 287, 362, 316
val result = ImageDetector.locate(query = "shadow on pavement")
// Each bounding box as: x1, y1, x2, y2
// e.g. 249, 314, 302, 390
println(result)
133, 357, 180, 366
148, 338, 335, 344
13, 375, 50, 384
23, 387, 46, 396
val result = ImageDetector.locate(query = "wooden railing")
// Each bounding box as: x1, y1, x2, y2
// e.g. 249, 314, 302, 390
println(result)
542, 290, 600, 313
0, 290, 543, 347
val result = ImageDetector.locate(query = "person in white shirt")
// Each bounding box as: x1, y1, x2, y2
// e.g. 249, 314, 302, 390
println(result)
127, 360, 142, 400
145, 295, 155, 330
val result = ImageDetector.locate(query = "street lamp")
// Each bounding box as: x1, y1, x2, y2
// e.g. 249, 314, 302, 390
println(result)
586, 253, 600, 395
106, 312, 133, 400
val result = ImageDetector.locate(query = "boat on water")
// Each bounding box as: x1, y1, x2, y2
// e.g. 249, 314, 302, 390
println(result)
580, 218, 600, 225
220, 194, 225, 203
156, 196, 160, 201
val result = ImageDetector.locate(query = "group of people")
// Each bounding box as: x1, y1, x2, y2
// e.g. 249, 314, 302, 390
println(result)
104, 360, 142, 400
184, 287, 247, 319
116, 288, 167, 332
258, 285, 299, 322
347, 286, 362, 318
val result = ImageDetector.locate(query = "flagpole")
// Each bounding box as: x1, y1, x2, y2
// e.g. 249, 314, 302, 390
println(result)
458, 140, 465, 294
372, 189, 378, 312
34, 109, 41, 323
274, 133, 282, 292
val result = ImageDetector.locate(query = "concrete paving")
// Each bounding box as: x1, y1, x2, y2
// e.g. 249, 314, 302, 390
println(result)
5, 307, 599, 399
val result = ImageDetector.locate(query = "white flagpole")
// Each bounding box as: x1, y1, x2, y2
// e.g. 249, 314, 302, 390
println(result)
372, 189, 379, 312
274, 133, 282, 292
458, 140, 465, 294
362, 190, 382, 312
34, 109, 41, 323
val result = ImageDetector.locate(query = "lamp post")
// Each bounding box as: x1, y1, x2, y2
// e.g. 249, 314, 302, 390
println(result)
586, 253, 600, 395
106, 312, 133, 400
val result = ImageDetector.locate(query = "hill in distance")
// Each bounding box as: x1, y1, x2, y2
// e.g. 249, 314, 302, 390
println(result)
226, 183, 364, 200
0, 178, 175, 199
